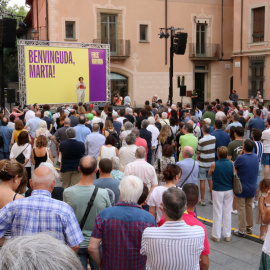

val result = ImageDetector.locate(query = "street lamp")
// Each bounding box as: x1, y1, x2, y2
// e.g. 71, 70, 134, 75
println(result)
158, 27, 185, 106
31, 28, 39, 40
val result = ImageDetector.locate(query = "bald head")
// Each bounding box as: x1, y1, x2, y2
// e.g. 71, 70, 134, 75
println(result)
135, 147, 146, 159
35, 111, 41, 118
31, 166, 55, 192
64, 118, 71, 126
182, 146, 194, 159
79, 155, 97, 176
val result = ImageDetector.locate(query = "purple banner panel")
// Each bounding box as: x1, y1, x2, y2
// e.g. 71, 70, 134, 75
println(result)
88, 49, 107, 102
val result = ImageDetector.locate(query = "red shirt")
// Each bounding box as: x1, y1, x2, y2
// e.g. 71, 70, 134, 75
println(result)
136, 137, 148, 161
80, 83, 84, 89
158, 211, 210, 256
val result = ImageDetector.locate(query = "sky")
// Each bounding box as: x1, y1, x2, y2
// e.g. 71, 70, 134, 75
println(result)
8, 0, 29, 9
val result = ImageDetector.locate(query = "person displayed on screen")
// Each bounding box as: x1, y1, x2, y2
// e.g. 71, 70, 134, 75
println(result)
76, 77, 86, 103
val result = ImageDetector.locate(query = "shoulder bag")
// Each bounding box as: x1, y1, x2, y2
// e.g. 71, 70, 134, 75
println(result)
15, 144, 29, 164
80, 186, 99, 230
233, 172, 242, 194
180, 161, 196, 188
46, 148, 53, 164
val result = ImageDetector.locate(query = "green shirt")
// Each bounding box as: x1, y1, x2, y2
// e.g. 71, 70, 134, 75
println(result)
202, 111, 215, 126
228, 140, 243, 161
63, 185, 111, 248
179, 133, 198, 161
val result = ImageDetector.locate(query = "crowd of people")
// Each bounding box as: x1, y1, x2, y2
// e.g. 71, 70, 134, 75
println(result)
0, 92, 270, 269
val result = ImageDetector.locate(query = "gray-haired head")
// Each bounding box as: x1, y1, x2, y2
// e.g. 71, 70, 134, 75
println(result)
124, 121, 133, 131
119, 175, 143, 203
112, 111, 118, 118
126, 107, 133, 115
126, 133, 136, 145
66, 127, 76, 139
232, 113, 240, 122
141, 119, 149, 129
92, 123, 100, 132
28, 104, 34, 110
39, 162, 59, 179
162, 112, 168, 119
131, 128, 140, 138
135, 147, 146, 159
0, 233, 84, 270
64, 118, 71, 126
148, 116, 155, 125
111, 156, 120, 170
162, 187, 187, 221
191, 116, 197, 124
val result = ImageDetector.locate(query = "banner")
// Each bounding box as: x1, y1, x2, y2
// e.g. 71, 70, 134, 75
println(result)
25, 46, 107, 104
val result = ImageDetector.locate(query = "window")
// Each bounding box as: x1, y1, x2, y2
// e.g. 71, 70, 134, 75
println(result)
140, 24, 148, 42
196, 23, 206, 55
101, 14, 117, 54
248, 58, 265, 97
65, 21, 75, 39
252, 7, 265, 42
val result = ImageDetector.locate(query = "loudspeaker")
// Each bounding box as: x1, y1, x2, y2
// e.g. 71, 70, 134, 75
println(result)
173, 32, 188, 55
6, 89, 16, 103
0, 18, 17, 48
180, 86, 186, 96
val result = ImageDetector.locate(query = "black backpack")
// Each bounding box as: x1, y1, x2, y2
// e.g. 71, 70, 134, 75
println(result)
106, 129, 120, 149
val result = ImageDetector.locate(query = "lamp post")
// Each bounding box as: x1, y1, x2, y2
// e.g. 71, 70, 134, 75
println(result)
159, 27, 184, 106
31, 28, 39, 40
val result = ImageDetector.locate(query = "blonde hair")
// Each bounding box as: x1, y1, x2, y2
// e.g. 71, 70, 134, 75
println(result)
158, 125, 170, 145
104, 120, 113, 129
78, 106, 85, 115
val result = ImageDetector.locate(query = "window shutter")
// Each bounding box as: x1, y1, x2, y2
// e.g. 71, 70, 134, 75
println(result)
253, 7, 265, 42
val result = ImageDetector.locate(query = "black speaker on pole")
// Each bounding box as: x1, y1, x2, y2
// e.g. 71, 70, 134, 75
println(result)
6, 88, 16, 103
173, 32, 188, 55
0, 18, 17, 48
180, 86, 186, 96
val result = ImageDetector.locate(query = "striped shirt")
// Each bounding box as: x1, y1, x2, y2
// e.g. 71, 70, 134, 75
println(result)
253, 141, 264, 162
197, 134, 216, 168
141, 221, 204, 270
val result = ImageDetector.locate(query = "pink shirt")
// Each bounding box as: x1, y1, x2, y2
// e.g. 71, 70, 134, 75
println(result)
158, 211, 210, 256
136, 137, 148, 161
9, 112, 22, 121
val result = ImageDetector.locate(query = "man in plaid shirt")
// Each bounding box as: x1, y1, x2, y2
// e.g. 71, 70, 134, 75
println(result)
0, 166, 84, 253
89, 175, 157, 270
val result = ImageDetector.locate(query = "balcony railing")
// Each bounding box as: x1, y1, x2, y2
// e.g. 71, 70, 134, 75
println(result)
189, 43, 220, 60
93, 39, 131, 58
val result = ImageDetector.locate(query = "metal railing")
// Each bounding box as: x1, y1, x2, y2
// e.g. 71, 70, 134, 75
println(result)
93, 39, 130, 58
189, 43, 220, 59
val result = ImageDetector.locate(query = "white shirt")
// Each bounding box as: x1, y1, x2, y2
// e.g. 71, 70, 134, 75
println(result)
148, 186, 168, 222
52, 112, 60, 129
124, 159, 158, 191
117, 117, 126, 125
262, 128, 270, 153
119, 145, 137, 172
141, 221, 205, 270
243, 110, 249, 119
147, 124, 159, 149
10, 143, 32, 167
91, 116, 102, 125
215, 111, 226, 121
24, 110, 35, 123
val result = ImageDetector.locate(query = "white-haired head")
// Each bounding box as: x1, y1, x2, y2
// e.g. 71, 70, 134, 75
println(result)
0, 233, 84, 270
112, 111, 118, 118
148, 116, 155, 125
44, 111, 50, 117
111, 156, 120, 170
162, 112, 168, 119
119, 176, 143, 203
204, 118, 211, 125
39, 162, 59, 179
171, 104, 176, 110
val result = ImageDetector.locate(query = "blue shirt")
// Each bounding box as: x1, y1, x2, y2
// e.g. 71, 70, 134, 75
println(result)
248, 117, 265, 138
234, 153, 259, 198
0, 190, 84, 247
85, 132, 105, 158
26, 117, 41, 138
226, 121, 243, 131
74, 124, 91, 143
91, 202, 157, 270
212, 129, 230, 160
212, 159, 233, 191
176, 158, 199, 187
0, 125, 13, 153
113, 121, 122, 136
93, 177, 120, 206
